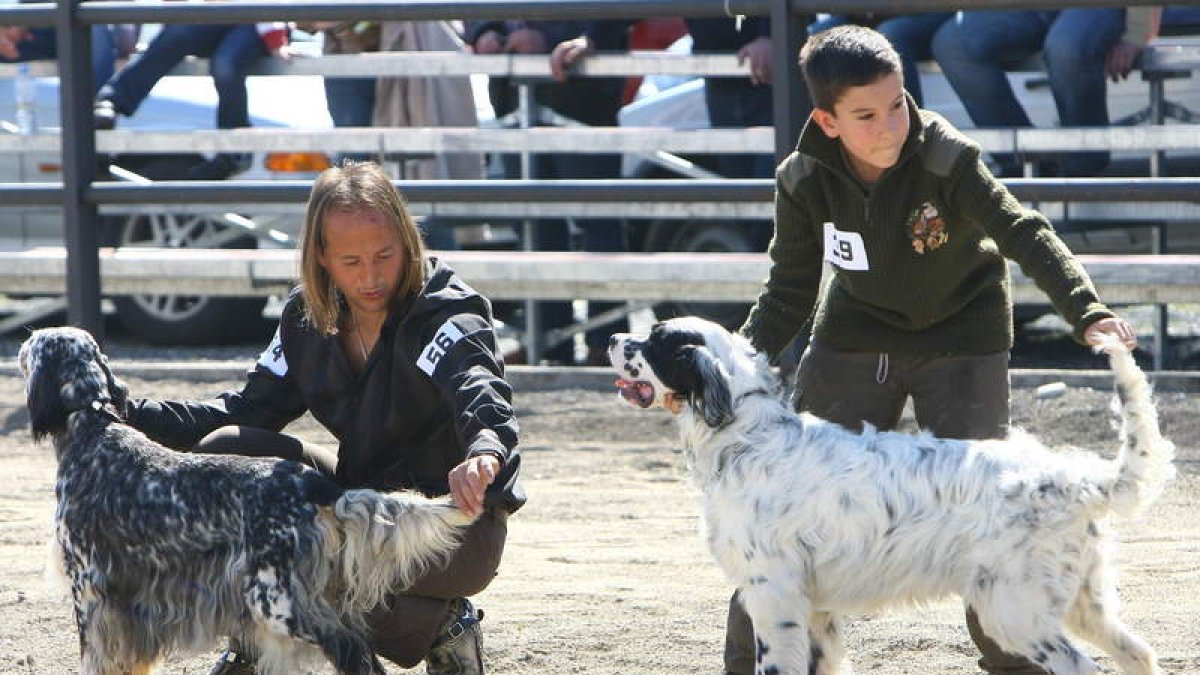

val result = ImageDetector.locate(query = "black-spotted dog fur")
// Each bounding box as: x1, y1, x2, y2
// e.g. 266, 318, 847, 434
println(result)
609, 317, 1175, 675
18, 327, 475, 675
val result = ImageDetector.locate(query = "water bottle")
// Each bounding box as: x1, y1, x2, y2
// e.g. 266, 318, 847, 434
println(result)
14, 61, 37, 134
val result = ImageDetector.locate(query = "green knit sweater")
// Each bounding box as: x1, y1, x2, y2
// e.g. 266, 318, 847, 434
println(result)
741, 95, 1113, 361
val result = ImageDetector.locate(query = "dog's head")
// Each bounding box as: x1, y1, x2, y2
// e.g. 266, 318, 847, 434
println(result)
608, 317, 773, 429
18, 326, 128, 440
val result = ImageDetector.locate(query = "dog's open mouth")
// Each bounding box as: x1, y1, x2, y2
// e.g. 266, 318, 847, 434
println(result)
615, 379, 656, 408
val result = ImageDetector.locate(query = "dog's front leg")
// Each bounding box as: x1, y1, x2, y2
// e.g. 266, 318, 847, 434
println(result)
738, 569, 813, 675
808, 612, 845, 675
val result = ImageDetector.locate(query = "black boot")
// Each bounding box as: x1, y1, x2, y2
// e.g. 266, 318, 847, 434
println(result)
206, 647, 257, 675
425, 598, 484, 675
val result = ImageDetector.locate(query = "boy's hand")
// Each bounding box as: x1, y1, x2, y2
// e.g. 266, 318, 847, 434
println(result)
737, 36, 773, 86
448, 454, 500, 517
1084, 317, 1137, 350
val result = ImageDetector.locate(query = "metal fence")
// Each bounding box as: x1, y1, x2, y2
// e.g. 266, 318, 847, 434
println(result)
0, 0, 1195, 347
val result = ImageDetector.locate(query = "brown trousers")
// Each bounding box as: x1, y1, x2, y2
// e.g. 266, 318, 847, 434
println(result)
724, 342, 1045, 675
195, 426, 508, 669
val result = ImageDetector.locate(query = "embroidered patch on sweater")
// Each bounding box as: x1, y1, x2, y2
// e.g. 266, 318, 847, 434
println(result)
907, 201, 948, 254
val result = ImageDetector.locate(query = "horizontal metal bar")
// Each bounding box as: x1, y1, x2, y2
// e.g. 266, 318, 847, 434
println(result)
236, 52, 750, 79
0, 4, 53, 27
82, 179, 776, 205
791, 0, 1163, 12
8, 124, 1200, 157
1, 248, 1197, 306
75, 0, 770, 26
0, 183, 64, 205
68, 127, 774, 155
4, 177, 1200, 208
1, 198, 1187, 221
0, 0, 1171, 29
82, 179, 1200, 205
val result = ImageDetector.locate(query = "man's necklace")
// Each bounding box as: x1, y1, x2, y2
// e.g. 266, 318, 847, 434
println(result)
351, 311, 369, 363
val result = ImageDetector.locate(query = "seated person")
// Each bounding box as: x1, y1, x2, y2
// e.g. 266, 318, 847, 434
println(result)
807, 12, 953, 106
932, 7, 1159, 177
93, 18, 292, 180
0, 20, 138, 95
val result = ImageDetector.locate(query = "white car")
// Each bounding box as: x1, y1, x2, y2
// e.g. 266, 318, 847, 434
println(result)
0, 31, 332, 343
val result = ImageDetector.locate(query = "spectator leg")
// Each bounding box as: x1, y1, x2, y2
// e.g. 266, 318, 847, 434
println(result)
875, 13, 954, 107
931, 10, 1053, 176
324, 75, 377, 164
99, 24, 230, 116
90, 25, 117, 95
209, 24, 268, 130
1042, 9, 1124, 176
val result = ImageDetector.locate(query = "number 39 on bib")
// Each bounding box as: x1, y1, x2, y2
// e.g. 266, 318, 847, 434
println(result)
823, 222, 870, 271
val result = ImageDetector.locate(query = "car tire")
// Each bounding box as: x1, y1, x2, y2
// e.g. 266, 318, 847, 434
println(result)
105, 211, 271, 345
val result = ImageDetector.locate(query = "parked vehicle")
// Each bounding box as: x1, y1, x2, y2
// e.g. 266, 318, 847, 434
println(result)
0, 34, 332, 343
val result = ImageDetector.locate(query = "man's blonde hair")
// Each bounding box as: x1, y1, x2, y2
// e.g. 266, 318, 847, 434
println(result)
299, 162, 427, 335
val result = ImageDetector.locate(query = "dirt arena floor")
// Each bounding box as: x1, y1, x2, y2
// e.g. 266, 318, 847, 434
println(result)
1, 365, 1198, 674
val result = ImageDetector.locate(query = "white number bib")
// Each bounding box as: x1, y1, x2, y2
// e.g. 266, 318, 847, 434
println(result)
417, 319, 466, 376
823, 222, 870, 271
256, 327, 288, 376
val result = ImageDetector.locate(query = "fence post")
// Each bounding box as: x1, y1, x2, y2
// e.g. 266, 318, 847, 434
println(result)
770, 0, 811, 163
55, 0, 104, 341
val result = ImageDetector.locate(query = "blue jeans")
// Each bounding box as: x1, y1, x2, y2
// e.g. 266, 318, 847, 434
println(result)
324, 76, 375, 127
1164, 7, 1200, 30
704, 77, 774, 180
99, 24, 268, 129
932, 9, 1124, 176
324, 75, 377, 165
807, 13, 953, 106
1, 25, 121, 94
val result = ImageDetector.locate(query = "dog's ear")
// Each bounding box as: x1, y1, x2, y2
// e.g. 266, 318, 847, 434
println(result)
674, 345, 734, 428
24, 350, 67, 441
98, 354, 129, 416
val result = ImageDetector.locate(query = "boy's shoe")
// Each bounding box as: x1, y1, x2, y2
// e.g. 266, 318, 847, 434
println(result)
425, 598, 485, 675
206, 648, 257, 675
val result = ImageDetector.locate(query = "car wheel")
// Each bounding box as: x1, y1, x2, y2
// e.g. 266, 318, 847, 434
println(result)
106, 212, 270, 345
654, 221, 769, 330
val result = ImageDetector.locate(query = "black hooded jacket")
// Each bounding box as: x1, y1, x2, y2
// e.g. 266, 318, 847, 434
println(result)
127, 257, 525, 513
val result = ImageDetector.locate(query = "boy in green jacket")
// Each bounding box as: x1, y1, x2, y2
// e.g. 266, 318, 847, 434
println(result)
729, 25, 1138, 675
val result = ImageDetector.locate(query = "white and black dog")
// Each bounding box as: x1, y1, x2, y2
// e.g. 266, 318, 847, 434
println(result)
609, 317, 1175, 675
18, 326, 475, 675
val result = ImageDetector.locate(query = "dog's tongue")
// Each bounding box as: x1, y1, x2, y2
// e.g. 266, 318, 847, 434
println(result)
615, 379, 655, 408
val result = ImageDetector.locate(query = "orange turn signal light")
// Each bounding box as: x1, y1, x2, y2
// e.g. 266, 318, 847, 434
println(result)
265, 152, 332, 173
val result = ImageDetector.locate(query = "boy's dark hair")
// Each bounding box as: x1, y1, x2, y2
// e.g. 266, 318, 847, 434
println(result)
799, 25, 903, 112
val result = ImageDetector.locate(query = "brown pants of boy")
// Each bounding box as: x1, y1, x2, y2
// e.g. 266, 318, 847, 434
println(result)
724, 342, 1046, 675
195, 426, 508, 668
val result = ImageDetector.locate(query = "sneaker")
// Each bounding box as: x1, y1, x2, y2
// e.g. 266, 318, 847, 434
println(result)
206, 649, 256, 675
93, 99, 118, 130
425, 598, 484, 675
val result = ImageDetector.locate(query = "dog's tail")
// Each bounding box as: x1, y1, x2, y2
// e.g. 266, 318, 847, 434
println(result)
330, 490, 475, 612
1098, 337, 1176, 518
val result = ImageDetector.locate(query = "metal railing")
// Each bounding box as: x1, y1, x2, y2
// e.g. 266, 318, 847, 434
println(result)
0, 0, 1196, 356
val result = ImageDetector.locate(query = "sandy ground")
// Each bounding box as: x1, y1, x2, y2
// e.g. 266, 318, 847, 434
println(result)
0, 369, 1198, 674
